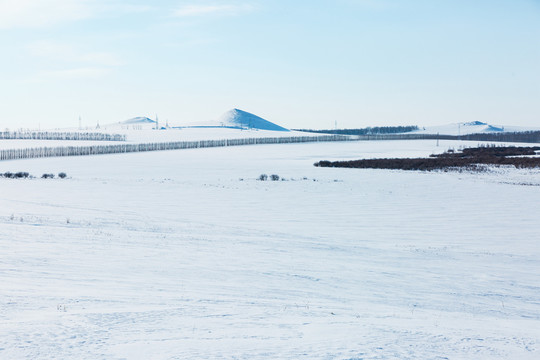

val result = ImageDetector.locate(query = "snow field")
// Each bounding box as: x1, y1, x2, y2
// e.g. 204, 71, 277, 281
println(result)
0, 140, 539, 359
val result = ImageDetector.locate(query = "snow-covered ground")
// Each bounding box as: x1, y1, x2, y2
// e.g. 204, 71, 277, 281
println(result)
1, 140, 539, 359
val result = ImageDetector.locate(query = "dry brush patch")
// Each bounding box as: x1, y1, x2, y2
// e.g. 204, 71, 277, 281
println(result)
314, 146, 540, 171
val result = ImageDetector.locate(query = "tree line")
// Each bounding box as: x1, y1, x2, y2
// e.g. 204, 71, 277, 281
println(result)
456, 131, 540, 143
0, 131, 126, 141
294, 126, 419, 135
296, 129, 540, 144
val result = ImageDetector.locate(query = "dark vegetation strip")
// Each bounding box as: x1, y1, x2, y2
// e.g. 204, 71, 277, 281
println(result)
454, 131, 540, 143
294, 126, 419, 135
1, 171, 67, 179
296, 129, 540, 144
314, 146, 540, 171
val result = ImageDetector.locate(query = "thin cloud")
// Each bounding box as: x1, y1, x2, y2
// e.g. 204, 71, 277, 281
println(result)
172, 3, 254, 17
79, 52, 123, 67
0, 0, 154, 29
108, 4, 154, 13
340, 0, 396, 10
0, 0, 94, 29
96, 3, 155, 15
33, 67, 111, 81
26, 40, 122, 82
27, 40, 124, 67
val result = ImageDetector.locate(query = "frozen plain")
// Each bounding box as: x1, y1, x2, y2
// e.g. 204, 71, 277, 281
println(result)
0, 139, 539, 359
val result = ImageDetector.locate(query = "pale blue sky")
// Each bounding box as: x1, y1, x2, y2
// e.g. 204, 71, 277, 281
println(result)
1, 0, 539, 129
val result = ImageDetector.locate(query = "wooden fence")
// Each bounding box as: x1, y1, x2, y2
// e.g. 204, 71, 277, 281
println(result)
0, 134, 351, 161
0, 131, 126, 141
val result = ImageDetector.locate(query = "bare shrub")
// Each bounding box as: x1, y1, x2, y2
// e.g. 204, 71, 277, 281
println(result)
314, 146, 540, 171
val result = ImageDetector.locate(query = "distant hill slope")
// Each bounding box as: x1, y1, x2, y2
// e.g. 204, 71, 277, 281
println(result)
121, 117, 156, 125
189, 109, 289, 132
100, 117, 159, 130
413, 121, 539, 135
218, 109, 289, 131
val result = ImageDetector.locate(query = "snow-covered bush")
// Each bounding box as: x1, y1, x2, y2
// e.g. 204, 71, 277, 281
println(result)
258, 174, 268, 181
270, 174, 280, 181
58, 172, 67, 179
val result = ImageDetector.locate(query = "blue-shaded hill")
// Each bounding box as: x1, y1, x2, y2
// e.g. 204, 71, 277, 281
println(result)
215, 109, 289, 132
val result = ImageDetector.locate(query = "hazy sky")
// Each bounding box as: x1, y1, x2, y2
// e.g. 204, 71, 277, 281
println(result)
1, 0, 539, 130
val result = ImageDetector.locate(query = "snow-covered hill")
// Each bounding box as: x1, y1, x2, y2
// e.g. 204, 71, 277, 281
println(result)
78, 109, 289, 134
104, 117, 159, 130
188, 109, 289, 132
121, 117, 156, 125
413, 121, 539, 135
